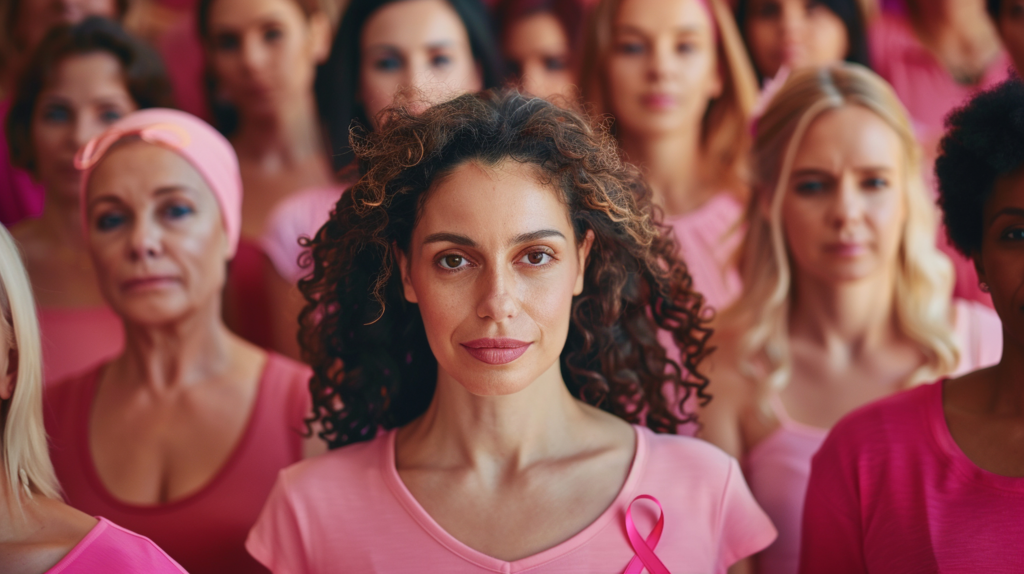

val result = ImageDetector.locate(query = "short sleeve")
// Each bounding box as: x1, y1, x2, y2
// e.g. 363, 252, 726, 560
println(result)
247, 470, 312, 574
260, 187, 343, 284
799, 432, 867, 574
716, 458, 777, 572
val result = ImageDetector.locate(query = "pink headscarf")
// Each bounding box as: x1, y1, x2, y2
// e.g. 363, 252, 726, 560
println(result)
74, 108, 243, 255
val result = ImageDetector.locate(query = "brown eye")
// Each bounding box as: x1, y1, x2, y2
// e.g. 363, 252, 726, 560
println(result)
439, 254, 464, 269
521, 252, 552, 265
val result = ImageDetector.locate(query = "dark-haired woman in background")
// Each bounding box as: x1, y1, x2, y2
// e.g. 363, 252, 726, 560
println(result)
5, 17, 173, 381
496, 0, 585, 100
260, 0, 501, 359
248, 89, 774, 574
735, 0, 869, 84
198, 0, 334, 347
989, 0, 1024, 76
800, 77, 1024, 574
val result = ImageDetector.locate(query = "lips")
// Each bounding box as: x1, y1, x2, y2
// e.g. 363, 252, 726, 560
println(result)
121, 276, 180, 292
824, 242, 867, 257
460, 338, 532, 365
640, 93, 677, 111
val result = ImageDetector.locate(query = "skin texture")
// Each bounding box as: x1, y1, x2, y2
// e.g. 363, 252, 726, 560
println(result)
359, 0, 483, 125
997, 0, 1024, 77
393, 160, 638, 562
12, 53, 137, 310
944, 167, 1024, 477
605, 0, 722, 216
742, 0, 849, 80
502, 13, 574, 100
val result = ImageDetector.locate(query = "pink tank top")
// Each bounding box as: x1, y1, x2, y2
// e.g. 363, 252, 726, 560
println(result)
226, 238, 273, 348
44, 353, 313, 574
46, 517, 187, 573
743, 299, 1003, 574
38, 306, 124, 383
664, 192, 744, 312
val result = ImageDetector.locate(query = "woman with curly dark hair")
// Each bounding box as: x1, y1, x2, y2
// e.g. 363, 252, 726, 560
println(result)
800, 77, 1024, 573
246, 90, 775, 573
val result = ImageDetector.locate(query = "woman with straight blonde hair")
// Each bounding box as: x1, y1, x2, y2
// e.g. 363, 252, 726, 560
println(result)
0, 224, 186, 573
699, 63, 1002, 574
581, 0, 758, 310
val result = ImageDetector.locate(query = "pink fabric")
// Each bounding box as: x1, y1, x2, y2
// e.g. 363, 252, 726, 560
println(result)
45, 517, 187, 573
261, 185, 346, 284
45, 353, 313, 574
38, 306, 124, 383
247, 425, 777, 574
664, 192, 744, 313
76, 108, 242, 254
799, 378, 1024, 573
227, 238, 274, 348
745, 299, 1003, 574
0, 99, 46, 226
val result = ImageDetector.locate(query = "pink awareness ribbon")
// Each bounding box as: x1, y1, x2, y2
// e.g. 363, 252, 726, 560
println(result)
622, 494, 670, 574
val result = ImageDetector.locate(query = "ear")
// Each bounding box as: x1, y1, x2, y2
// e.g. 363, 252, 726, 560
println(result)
309, 12, 332, 65
573, 230, 596, 296
395, 245, 418, 304
0, 349, 18, 402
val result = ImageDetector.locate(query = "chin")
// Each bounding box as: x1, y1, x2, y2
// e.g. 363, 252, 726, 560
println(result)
112, 300, 190, 328
448, 367, 539, 397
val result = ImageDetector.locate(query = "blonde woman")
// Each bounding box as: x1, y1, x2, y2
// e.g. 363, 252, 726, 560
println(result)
581, 0, 758, 309
700, 64, 1002, 574
0, 224, 185, 574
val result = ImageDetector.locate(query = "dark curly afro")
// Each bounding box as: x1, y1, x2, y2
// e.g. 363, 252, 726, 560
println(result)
935, 77, 1024, 257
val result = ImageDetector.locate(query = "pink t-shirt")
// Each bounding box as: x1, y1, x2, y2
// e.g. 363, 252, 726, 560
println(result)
261, 186, 346, 284
38, 306, 124, 383
800, 379, 1024, 573
247, 425, 777, 574
45, 517, 187, 574
746, 299, 1003, 574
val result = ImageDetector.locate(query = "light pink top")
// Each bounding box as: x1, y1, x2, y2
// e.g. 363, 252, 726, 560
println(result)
800, 378, 1024, 573
45, 517, 187, 573
247, 425, 777, 574
261, 186, 346, 284
38, 306, 124, 383
664, 192, 744, 313
745, 299, 1003, 574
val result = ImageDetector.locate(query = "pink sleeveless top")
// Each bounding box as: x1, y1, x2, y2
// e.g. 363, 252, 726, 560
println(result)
44, 353, 313, 574
743, 299, 1003, 574
226, 238, 274, 348
664, 193, 744, 313
46, 517, 187, 574
38, 306, 124, 383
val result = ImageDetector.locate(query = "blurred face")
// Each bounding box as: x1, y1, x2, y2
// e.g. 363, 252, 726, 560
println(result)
998, 0, 1024, 77
359, 0, 482, 127
84, 141, 230, 327
206, 0, 330, 117
398, 161, 593, 396
15, 0, 117, 54
606, 0, 722, 137
30, 52, 136, 203
503, 12, 574, 100
781, 106, 907, 285
743, 0, 848, 79
976, 167, 1024, 350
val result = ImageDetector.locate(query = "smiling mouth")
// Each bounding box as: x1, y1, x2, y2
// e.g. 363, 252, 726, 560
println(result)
461, 338, 532, 365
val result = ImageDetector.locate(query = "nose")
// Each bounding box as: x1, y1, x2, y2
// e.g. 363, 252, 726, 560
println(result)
647, 40, 676, 83
240, 35, 268, 73
127, 215, 164, 262
829, 176, 865, 229
476, 265, 520, 323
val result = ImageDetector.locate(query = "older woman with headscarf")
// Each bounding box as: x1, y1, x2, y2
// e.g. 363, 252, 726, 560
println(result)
43, 108, 325, 574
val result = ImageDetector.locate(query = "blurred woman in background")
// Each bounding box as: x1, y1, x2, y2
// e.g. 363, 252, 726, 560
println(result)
496, 0, 585, 100
5, 17, 173, 381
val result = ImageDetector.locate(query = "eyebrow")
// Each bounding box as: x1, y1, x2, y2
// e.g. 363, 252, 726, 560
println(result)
613, 24, 704, 36
366, 40, 454, 52
422, 229, 566, 247
985, 206, 1024, 228
88, 185, 199, 206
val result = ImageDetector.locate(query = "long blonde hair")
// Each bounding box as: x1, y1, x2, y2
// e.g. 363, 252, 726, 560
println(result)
580, 0, 759, 191
720, 64, 959, 401
0, 224, 60, 507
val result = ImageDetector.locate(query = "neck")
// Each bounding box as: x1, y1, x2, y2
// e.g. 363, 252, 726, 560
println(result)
788, 269, 899, 356
399, 361, 592, 473
34, 190, 87, 251
911, 0, 993, 41
987, 334, 1024, 416
617, 128, 712, 215
232, 93, 324, 165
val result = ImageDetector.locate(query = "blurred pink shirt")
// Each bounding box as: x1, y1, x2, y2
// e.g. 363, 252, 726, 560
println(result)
800, 378, 1024, 573
38, 307, 124, 383
247, 425, 777, 574
45, 517, 187, 573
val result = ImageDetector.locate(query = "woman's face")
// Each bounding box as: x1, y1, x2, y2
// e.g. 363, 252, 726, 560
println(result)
15, 0, 117, 55
359, 0, 482, 128
398, 160, 593, 396
998, 0, 1024, 78
605, 0, 722, 137
743, 0, 848, 79
976, 167, 1024, 350
206, 0, 330, 118
503, 12, 574, 100
31, 52, 137, 204
781, 106, 907, 285
84, 141, 230, 327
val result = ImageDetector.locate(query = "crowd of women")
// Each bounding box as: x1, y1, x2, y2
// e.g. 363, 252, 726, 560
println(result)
0, 0, 1021, 572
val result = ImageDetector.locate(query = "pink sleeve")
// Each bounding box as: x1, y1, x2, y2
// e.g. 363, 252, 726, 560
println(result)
798, 433, 868, 574
260, 189, 340, 285
247, 471, 311, 574
716, 458, 777, 572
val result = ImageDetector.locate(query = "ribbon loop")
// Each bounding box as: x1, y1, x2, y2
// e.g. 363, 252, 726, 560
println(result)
622, 494, 670, 574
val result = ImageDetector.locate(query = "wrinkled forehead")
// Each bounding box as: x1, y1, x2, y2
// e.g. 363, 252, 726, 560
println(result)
85, 138, 215, 205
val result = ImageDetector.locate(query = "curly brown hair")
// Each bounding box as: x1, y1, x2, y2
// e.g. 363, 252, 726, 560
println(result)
299, 90, 712, 449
